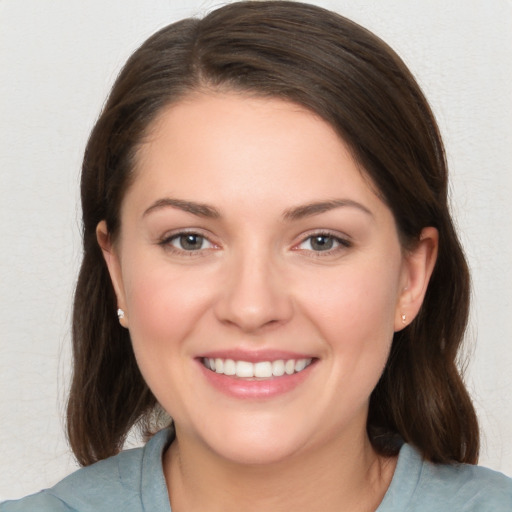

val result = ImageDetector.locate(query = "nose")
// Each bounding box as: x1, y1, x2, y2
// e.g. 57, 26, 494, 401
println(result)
213, 247, 294, 333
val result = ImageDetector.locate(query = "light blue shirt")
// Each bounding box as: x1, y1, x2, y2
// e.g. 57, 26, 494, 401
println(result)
2, 429, 511, 511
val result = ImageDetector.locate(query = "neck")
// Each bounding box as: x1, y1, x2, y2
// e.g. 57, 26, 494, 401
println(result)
163, 427, 397, 512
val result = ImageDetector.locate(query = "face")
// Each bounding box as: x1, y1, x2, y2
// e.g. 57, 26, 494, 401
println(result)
99, 93, 436, 465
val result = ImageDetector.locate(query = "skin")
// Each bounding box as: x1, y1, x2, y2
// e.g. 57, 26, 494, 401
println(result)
98, 92, 438, 512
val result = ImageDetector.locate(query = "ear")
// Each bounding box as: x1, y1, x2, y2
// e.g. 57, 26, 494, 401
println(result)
394, 227, 438, 331
96, 220, 128, 328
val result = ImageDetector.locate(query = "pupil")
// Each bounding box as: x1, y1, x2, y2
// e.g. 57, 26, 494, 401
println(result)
312, 235, 333, 251
181, 234, 202, 250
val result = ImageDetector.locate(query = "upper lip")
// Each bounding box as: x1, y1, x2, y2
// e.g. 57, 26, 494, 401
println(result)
197, 349, 316, 363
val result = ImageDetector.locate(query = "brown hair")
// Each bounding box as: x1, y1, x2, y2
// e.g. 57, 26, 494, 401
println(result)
68, 0, 479, 466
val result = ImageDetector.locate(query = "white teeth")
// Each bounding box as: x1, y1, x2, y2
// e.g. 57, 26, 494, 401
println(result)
285, 359, 295, 375
236, 361, 254, 378
295, 359, 307, 372
223, 359, 236, 376
254, 361, 272, 378
203, 357, 312, 378
272, 360, 285, 376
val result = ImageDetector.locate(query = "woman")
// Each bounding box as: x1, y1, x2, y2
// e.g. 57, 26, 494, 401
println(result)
2, 1, 511, 510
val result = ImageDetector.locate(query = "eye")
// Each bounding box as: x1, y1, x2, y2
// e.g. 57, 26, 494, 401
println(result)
296, 233, 350, 253
162, 232, 215, 252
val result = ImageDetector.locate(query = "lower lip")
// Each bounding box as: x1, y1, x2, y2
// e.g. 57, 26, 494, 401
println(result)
197, 360, 316, 399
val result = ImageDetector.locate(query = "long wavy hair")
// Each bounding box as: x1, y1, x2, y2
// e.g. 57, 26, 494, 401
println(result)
68, 0, 478, 466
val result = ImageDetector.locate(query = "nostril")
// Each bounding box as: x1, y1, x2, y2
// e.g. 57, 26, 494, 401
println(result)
213, 259, 294, 331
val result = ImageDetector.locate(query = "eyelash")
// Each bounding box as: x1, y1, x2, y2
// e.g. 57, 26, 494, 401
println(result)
158, 230, 217, 256
293, 231, 352, 256
158, 230, 351, 257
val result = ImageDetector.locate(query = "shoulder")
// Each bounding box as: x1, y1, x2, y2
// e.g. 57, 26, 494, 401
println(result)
417, 457, 512, 510
380, 443, 512, 512
0, 429, 171, 512
0, 448, 144, 512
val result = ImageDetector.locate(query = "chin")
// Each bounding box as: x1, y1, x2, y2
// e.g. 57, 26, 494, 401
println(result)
212, 435, 305, 466
188, 414, 312, 466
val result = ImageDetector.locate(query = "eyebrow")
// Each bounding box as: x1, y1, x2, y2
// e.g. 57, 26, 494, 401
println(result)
142, 197, 373, 221
143, 198, 221, 218
282, 199, 373, 221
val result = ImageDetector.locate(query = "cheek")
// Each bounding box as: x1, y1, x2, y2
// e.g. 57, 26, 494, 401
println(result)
308, 265, 398, 328
120, 262, 219, 415
299, 256, 401, 368
122, 260, 215, 358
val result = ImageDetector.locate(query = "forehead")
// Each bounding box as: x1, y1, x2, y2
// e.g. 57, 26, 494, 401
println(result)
126, 92, 386, 218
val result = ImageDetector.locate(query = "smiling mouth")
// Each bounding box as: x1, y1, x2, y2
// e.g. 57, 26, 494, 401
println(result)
202, 357, 314, 378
